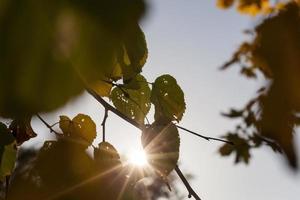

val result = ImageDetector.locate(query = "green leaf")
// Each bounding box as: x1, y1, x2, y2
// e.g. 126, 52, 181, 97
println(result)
151, 74, 186, 122
141, 122, 180, 177
0, 1, 145, 118
119, 25, 148, 81
0, 143, 17, 180
94, 142, 121, 171
72, 114, 97, 145
111, 74, 151, 124
0, 122, 17, 180
59, 114, 97, 146
90, 80, 113, 97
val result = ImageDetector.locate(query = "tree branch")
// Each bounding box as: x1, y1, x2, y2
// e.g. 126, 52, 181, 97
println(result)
101, 109, 108, 142
176, 125, 234, 145
86, 87, 145, 130
36, 114, 62, 136
175, 165, 201, 200
85, 87, 201, 200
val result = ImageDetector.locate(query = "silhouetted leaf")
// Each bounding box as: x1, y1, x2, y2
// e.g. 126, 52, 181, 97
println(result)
0, 122, 14, 146
220, 2, 300, 169
253, 3, 300, 168
35, 139, 97, 199
221, 109, 243, 118
219, 133, 251, 164
240, 67, 257, 78
9, 117, 37, 145
244, 111, 256, 127
59, 115, 72, 136
94, 142, 121, 171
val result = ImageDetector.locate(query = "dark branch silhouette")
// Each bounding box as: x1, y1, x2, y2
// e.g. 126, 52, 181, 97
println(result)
175, 165, 201, 200
101, 109, 108, 142
36, 114, 62, 136
176, 125, 234, 145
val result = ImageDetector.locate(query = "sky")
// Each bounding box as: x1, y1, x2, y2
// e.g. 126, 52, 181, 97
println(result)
29, 1, 300, 200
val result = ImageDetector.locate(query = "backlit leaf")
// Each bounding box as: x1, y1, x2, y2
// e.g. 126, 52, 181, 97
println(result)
0, 143, 17, 180
90, 80, 113, 97
217, 0, 283, 15
151, 74, 186, 122
217, 0, 234, 8
72, 114, 97, 145
120, 25, 148, 81
111, 74, 151, 124
141, 122, 180, 177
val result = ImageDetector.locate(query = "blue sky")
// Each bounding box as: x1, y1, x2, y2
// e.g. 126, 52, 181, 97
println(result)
30, 1, 300, 199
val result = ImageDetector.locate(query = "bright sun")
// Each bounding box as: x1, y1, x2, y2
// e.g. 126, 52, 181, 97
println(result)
128, 149, 148, 167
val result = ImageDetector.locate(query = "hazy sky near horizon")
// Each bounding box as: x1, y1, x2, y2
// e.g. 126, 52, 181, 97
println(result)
29, 1, 300, 200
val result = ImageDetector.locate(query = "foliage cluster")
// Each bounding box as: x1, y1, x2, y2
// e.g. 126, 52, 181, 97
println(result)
219, 0, 300, 169
0, 0, 300, 199
0, 1, 189, 199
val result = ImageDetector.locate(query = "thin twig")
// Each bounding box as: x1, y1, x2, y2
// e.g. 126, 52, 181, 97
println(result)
85, 87, 201, 200
101, 109, 108, 142
86, 87, 145, 130
36, 114, 62, 135
50, 121, 60, 128
175, 166, 201, 200
176, 125, 234, 145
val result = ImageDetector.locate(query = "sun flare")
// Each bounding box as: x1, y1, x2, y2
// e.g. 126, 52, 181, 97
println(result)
128, 149, 148, 167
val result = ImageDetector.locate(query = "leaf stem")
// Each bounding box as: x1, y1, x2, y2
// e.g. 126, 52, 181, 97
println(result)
50, 121, 60, 128
86, 87, 145, 130
176, 125, 234, 145
101, 109, 108, 142
36, 114, 62, 136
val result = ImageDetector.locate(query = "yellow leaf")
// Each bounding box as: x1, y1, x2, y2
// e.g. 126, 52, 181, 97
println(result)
59, 115, 72, 135
90, 80, 112, 97
217, 0, 234, 9
72, 114, 96, 144
123, 47, 131, 66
